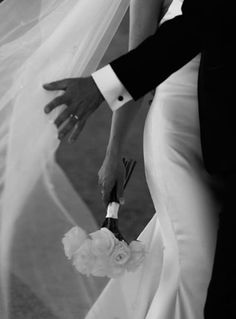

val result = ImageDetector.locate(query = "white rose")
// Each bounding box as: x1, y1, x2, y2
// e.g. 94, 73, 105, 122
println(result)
98, 241, 131, 278
91, 256, 109, 277
126, 240, 146, 272
62, 226, 88, 259
111, 241, 131, 266
72, 239, 96, 276
90, 228, 117, 256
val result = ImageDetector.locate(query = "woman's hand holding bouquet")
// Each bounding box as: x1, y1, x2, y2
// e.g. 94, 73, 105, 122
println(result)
62, 158, 146, 278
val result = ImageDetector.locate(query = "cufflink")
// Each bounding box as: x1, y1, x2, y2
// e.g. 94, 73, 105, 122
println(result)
118, 95, 124, 102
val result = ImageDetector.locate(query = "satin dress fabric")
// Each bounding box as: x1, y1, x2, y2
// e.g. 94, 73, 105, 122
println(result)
85, 1, 219, 318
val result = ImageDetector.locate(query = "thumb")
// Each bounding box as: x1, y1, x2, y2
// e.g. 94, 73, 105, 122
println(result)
43, 79, 69, 91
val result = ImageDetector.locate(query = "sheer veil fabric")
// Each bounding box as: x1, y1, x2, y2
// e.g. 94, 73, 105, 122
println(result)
0, 1, 129, 318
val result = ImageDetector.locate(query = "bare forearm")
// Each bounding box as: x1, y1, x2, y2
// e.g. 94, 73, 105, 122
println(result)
106, 100, 142, 155
106, 0, 165, 155
129, 0, 164, 49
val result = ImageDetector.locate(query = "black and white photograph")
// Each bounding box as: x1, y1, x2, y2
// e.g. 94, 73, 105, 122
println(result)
0, 0, 235, 318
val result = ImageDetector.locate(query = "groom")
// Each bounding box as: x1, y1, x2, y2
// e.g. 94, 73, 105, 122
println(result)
44, 0, 236, 317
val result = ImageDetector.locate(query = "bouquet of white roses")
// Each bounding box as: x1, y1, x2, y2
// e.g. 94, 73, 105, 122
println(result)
62, 159, 146, 278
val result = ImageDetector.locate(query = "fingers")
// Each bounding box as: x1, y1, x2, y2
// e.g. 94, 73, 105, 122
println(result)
98, 176, 124, 207
54, 109, 71, 128
68, 120, 86, 143
116, 177, 125, 205
98, 175, 112, 207
67, 102, 93, 143
44, 95, 66, 114
58, 115, 80, 140
43, 79, 69, 91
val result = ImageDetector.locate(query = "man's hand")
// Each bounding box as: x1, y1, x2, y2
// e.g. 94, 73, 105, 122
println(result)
43, 77, 104, 143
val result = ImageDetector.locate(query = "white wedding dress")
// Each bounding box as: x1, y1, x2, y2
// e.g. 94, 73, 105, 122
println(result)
0, 0, 219, 319
85, 1, 219, 318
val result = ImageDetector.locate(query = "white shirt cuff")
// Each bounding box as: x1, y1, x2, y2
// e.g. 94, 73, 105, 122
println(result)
92, 65, 132, 111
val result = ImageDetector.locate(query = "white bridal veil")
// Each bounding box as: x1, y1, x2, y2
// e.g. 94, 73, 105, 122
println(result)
0, 0, 129, 318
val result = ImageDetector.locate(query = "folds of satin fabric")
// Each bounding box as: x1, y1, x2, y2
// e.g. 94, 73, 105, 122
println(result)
0, 1, 129, 318
84, 1, 218, 318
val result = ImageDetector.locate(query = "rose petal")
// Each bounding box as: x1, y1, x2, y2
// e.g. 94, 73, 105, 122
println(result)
90, 228, 116, 256
62, 226, 88, 259
91, 256, 110, 277
126, 241, 146, 272
129, 240, 145, 251
72, 239, 96, 276
110, 241, 131, 266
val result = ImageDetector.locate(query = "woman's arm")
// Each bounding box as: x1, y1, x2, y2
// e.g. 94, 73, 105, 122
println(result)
106, 0, 165, 155
129, 0, 165, 50
99, 0, 165, 205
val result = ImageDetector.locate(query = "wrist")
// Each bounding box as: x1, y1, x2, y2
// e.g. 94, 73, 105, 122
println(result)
105, 144, 122, 159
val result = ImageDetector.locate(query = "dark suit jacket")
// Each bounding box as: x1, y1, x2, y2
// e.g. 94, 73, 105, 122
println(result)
111, 0, 236, 174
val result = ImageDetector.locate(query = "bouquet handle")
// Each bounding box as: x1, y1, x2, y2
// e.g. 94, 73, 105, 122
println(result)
109, 158, 136, 203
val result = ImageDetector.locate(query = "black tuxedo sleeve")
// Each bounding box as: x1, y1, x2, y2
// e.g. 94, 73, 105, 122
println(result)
110, 0, 223, 100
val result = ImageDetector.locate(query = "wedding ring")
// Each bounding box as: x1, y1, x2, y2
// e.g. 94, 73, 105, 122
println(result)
70, 114, 79, 121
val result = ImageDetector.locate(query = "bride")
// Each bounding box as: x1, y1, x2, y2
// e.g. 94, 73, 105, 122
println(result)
89, 0, 219, 318
0, 0, 219, 318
